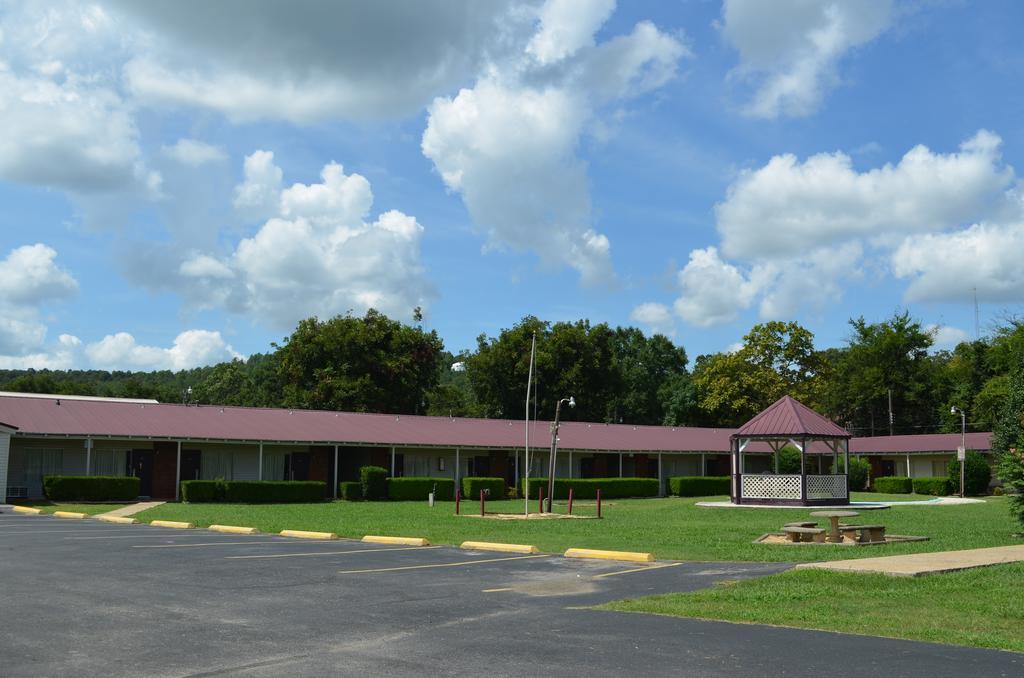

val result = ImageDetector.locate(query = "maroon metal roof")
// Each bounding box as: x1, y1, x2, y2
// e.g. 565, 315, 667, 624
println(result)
0, 394, 732, 453
734, 396, 849, 439
850, 432, 991, 454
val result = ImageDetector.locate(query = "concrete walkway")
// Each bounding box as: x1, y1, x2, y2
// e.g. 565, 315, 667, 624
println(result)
796, 544, 1024, 577
97, 501, 165, 518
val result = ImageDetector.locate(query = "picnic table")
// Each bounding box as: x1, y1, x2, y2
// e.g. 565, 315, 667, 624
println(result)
810, 510, 860, 543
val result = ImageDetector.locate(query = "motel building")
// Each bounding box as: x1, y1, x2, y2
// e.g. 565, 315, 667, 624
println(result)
0, 391, 993, 503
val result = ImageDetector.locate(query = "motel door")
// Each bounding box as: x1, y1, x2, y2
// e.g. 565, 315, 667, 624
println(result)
287, 452, 311, 481
126, 450, 153, 498
180, 450, 201, 482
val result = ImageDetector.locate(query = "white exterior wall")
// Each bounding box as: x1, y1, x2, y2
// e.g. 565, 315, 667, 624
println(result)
0, 431, 10, 503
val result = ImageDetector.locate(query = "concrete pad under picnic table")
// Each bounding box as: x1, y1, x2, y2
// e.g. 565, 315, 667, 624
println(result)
796, 544, 1024, 577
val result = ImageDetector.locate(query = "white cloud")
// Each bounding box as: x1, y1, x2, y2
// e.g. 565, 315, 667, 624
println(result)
234, 150, 284, 221
716, 131, 1015, 259
0, 244, 78, 356
629, 302, 673, 336
672, 247, 761, 327
115, 1, 531, 123
757, 242, 862, 320
166, 153, 432, 328
423, 8, 686, 286
892, 222, 1024, 303
721, 0, 893, 118
162, 138, 227, 167
926, 324, 971, 352
85, 330, 241, 371
526, 0, 616, 66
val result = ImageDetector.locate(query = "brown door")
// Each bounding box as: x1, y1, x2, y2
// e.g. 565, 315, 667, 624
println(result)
180, 450, 201, 482
126, 450, 153, 497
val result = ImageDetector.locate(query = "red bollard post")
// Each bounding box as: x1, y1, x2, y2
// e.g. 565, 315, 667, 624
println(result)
480, 489, 485, 517
597, 488, 602, 519
538, 486, 544, 514
567, 487, 574, 515
455, 488, 460, 515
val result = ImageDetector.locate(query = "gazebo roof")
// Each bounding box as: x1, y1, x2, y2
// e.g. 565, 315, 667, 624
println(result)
733, 395, 849, 439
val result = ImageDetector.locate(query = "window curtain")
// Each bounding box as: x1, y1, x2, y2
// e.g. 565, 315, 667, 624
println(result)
262, 452, 286, 481
21, 448, 63, 482
91, 449, 127, 476
202, 451, 234, 480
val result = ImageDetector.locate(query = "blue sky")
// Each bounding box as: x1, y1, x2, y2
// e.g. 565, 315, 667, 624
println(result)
1, 0, 1022, 371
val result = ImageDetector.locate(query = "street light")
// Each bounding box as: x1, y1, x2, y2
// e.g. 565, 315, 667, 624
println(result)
546, 396, 576, 512
951, 406, 966, 497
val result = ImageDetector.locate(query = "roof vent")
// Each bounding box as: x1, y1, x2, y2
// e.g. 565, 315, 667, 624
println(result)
55, 399, 60, 406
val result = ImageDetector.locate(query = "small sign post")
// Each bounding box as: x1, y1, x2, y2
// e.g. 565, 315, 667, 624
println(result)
957, 446, 966, 497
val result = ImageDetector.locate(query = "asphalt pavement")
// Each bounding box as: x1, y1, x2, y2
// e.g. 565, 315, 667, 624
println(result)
1, 507, 1020, 677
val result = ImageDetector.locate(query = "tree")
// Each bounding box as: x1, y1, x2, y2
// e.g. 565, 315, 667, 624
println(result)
994, 354, 1024, 526
692, 321, 822, 426
193, 360, 255, 406
274, 309, 444, 414
829, 311, 936, 436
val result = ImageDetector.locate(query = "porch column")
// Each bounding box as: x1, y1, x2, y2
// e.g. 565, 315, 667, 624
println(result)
514, 449, 519, 488
455, 448, 460, 487
905, 453, 911, 477
701, 453, 706, 476
258, 441, 263, 480
619, 452, 623, 477
657, 453, 664, 497
175, 441, 181, 501
333, 445, 339, 499
390, 447, 396, 476
568, 450, 572, 479
84, 438, 92, 476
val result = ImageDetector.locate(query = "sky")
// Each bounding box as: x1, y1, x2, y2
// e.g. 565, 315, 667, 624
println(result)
1, 0, 1023, 372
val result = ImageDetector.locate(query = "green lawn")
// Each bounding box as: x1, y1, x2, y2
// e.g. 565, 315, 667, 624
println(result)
134, 494, 1021, 562
603, 563, 1024, 653
15, 502, 128, 515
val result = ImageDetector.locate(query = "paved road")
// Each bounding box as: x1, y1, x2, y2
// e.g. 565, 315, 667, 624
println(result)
1, 508, 1020, 677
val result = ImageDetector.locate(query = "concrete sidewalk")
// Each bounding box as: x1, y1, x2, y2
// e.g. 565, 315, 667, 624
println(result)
796, 544, 1024, 577
97, 501, 165, 518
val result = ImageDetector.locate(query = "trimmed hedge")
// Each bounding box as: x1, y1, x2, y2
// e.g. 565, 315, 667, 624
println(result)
180, 480, 222, 503
221, 481, 325, 503
873, 476, 913, 494
339, 481, 363, 501
848, 457, 870, 492
360, 466, 388, 501
669, 476, 730, 497
947, 451, 992, 495
388, 477, 455, 501
462, 477, 506, 500
912, 476, 951, 496
519, 477, 659, 499
42, 475, 140, 501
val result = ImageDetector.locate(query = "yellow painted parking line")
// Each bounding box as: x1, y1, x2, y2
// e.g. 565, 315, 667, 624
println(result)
338, 554, 547, 575
482, 587, 513, 593
592, 562, 682, 579
226, 545, 443, 560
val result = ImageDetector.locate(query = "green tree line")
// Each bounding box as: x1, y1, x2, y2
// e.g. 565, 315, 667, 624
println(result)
2, 309, 1019, 435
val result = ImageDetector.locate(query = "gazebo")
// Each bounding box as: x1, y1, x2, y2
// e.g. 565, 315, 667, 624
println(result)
730, 395, 851, 506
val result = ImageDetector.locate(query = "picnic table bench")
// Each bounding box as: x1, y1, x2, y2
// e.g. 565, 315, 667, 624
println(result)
838, 524, 887, 543
784, 521, 818, 528
782, 526, 826, 543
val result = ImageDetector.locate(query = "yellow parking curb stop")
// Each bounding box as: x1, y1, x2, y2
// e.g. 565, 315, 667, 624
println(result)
281, 529, 337, 540
209, 525, 259, 535
564, 548, 655, 563
362, 535, 430, 547
150, 520, 196, 529
53, 511, 89, 520
461, 541, 539, 554
11, 506, 42, 515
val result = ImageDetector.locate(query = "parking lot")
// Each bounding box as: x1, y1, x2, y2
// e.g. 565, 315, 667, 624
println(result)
1, 508, 1019, 677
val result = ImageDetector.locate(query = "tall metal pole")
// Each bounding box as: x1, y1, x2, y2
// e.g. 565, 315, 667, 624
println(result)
546, 396, 574, 512
524, 332, 536, 515
960, 409, 966, 498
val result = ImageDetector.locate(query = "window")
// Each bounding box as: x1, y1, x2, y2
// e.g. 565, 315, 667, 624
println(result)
202, 450, 234, 480
17, 448, 63, 483
262, 452, 286, 480
91, 449, 128, 476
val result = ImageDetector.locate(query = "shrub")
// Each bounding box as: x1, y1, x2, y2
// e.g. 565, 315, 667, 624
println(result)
42, 476, 140, 501
221, 481, 325, 503
947, 451, 992, 496
668, 476, 730, 497
848, 457, 870, 492
912, 476, 951, 496
387, 477, 455, 501
873, 476, 913, 494
993, 485, 1005, 496
180, 480, 222, 503
519, 477, 659, 499
339, 481, 363, 501
773, 446, 802, 474
360, 466, 389, 501
462, 477, 506, 500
